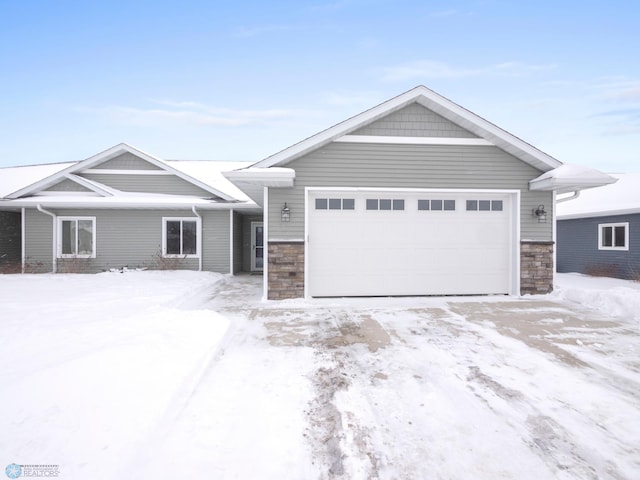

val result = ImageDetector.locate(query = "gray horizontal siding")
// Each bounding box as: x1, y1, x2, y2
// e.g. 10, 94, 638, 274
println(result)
45, 179, 92, 192
79, 173, 214, 197
353, 103, 478, 138
201, 210, 231, 274
24, 209, 53, 272
23, 208, 232, 274
93, 152, 162, 170
557, 213, 639, 279
268, 142, 552, 241
233, 211, 243, 274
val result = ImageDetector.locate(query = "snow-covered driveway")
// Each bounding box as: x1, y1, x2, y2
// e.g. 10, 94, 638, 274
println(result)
1, 272, 639, 479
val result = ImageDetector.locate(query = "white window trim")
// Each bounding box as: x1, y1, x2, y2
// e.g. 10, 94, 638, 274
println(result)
598, 222, 629, 251
162, 217, 201, 258
57, 216, 97, 258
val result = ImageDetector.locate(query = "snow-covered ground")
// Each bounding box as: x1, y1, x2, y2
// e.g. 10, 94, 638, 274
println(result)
0, 271, 638, 479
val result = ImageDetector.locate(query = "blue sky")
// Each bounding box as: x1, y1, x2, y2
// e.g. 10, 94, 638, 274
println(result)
0, 0, 638, 171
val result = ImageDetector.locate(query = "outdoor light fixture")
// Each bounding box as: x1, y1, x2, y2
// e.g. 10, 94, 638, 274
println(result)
281, 203, 290, 222
533, 204, 547, 223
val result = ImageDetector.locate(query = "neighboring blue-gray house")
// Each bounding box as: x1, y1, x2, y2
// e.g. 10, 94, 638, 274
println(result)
557, 173, 640, 280
1, 86, 616, 298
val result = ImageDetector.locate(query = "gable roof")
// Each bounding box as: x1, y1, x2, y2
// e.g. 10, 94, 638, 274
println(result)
252, 85, 563, 172
557, 173, 640, 219
6, 143, 237, 201
0, 162, 75, 198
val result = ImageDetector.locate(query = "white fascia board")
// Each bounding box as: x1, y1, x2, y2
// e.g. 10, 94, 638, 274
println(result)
64, 174, 118, 196
81, 169, 173, 175
334, 135, 493, 146
253, 89, 426, 168
529, 172, 617, 193
252, 85, 562, 171
4, 197, 259, 211
412, 94, 562, 171
223, 167, 295, 187
557, 208, 640, 220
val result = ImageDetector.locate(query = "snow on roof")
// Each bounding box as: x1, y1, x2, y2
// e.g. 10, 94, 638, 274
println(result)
0, 162, 75, 197
0, 159, 253, 202
529, 163, 617, 193
165, 161, 253, 202
556, 173, 640, 219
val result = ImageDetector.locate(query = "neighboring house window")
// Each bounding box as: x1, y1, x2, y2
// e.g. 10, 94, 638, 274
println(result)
162, 217, 200, 257
58, 217, 96, 258
598, 223, 629, 251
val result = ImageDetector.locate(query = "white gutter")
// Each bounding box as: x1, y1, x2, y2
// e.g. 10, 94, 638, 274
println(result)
556, 191, 580, 203
191, 205, 202, 272
36, 204, 57, 273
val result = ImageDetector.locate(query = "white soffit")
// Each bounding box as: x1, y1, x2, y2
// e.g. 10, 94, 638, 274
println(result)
223, 167, 295, 187
529, 164, 617, 193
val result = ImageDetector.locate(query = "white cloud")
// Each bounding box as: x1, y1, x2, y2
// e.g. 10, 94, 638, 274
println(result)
380, 60, 555, 82
604, 85, 640, 101
77, 101, 314, 128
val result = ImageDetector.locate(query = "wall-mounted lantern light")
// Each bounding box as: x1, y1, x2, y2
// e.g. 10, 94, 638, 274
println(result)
533, 204, 547, 223
281, 203, 291, 222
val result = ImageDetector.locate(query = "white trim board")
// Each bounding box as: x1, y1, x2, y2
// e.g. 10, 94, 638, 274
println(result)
334, 135, 493, 146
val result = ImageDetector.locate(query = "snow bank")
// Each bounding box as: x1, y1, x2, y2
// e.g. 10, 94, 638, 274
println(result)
552, 273, 640, 323
0, 271, 229, 479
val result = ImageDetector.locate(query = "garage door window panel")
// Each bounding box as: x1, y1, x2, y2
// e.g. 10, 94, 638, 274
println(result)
367, 198, 405, 211
467, 199, 505, 212
419, 199, 456, 211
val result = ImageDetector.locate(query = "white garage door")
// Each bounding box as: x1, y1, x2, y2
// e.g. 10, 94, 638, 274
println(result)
307, 189, 516, 297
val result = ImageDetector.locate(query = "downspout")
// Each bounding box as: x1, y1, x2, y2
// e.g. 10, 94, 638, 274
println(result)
229, 209, 234, 276
191, 205, 202, 272
21, 207, 25, 274
36, 204, 57, 273
263, 186, 269, 301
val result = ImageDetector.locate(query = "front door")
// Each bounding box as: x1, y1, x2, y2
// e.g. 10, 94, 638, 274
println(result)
251, 222, 264, 272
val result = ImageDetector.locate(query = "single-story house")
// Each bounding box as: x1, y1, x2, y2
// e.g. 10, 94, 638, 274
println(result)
0, 86, 616, 298
557, 172, 639, 280
0, 144, 263, 275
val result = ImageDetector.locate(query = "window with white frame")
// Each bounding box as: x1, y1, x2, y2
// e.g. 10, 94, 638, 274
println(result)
598, 222, 629, 251
162, 217, 200, 257
58, 217, 96, 258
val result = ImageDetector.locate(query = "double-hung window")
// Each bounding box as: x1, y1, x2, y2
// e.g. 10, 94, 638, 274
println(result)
58, 217, 96, 258
598, 223, 629, 251
162, 217, 200, 257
